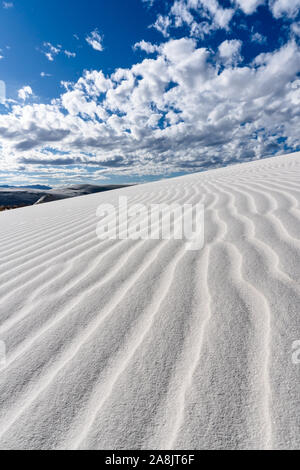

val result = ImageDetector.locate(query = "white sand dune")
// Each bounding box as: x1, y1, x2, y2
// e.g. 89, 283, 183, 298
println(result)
0, 152, 300, 450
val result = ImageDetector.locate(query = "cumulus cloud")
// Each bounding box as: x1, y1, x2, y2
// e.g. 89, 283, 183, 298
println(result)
218, 39, 242, 65
17, 86, 33, 101
199, 0, 235, 29
234, 0, 300, 19
270, 0, 300, 18
251, 31, 267, 44
152, 15, 172, 38
151, 0, 234, 38
1, 38, 300, 178
234, 0, 265, 15
86, 29, 104, 51
291, 21, 300, 36
147, 0, 300, 35
133, 40, 160, 53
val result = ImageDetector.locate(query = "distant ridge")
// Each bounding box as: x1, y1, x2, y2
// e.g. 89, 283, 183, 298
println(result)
0, 184, 132, 210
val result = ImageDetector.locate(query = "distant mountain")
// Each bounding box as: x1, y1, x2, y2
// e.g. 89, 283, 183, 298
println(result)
24, 185, 53, 190
0, 184, 132, 211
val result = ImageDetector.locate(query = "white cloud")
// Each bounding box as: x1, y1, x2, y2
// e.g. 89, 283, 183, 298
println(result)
133, 40, 160, 53
1, 38, 300, 178
2, 2, 13, 8
170, 0, 194, 28
251, 31, 267, 44
151, 0, 234, 38
18, 86, 33, 101
148, 0, 300, 36
42, 42, 61, 61
270, 0, 300, 18
86, 29, 104, 52
291, 21, 300, 36
41, 43, 76, 61
199, 0, 235, 29
64, 50, 76, 58
40, 72, 52, 77
45, 53, 53, 62
218, 39, 242, 65
234, 0, 265, 15
152, 15, 171, 37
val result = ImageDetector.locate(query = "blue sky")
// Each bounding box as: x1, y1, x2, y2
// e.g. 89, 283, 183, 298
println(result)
1, 0, 300, 186
0, 0, 160, 102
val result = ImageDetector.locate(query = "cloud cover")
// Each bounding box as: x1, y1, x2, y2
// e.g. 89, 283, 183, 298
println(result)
86, 29, 104, 52
149, 0, 300, 38
1, 0, 300, 183
1, 36, 300, 179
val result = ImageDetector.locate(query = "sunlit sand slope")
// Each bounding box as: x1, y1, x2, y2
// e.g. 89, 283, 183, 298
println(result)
0, 152, 300, 449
